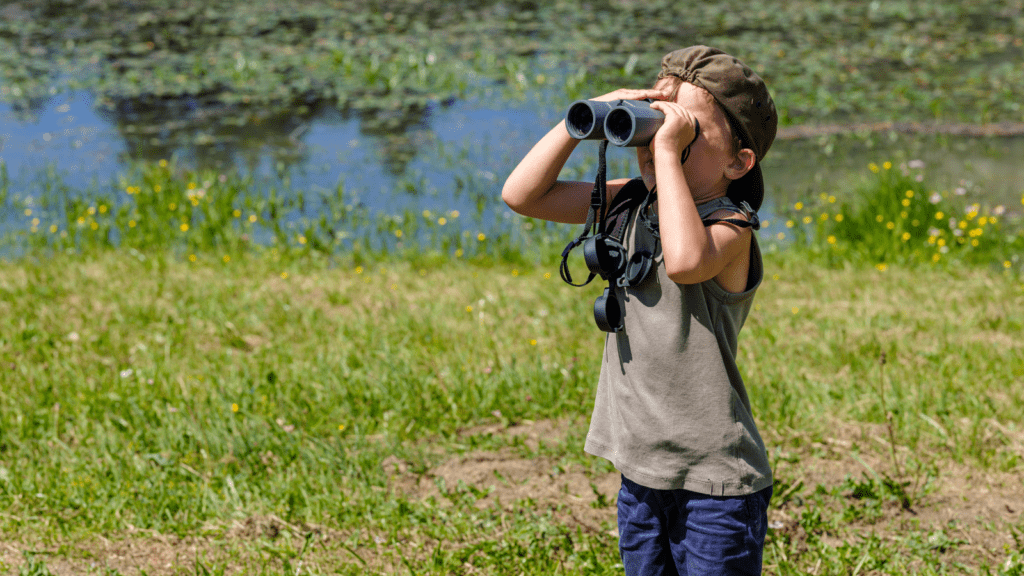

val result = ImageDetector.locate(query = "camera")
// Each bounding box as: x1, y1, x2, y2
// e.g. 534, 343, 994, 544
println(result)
564, 99, 666, 147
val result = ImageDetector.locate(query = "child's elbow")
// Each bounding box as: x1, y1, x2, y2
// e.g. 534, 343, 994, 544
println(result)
501, 183, 531, 215
664, 256, 709, 285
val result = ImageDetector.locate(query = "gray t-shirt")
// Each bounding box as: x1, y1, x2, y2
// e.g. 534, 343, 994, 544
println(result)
584, 196, 772, 496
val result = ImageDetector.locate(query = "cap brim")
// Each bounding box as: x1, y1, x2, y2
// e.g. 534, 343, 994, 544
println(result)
727, 162, 764, 212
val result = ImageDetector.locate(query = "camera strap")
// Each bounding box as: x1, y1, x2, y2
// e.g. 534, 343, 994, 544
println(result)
560, 140, 611, 287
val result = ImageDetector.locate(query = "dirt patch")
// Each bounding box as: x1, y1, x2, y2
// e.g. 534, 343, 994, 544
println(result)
386, 418, 621, 536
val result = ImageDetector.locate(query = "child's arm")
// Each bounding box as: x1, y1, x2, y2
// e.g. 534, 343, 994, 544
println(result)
648, 101, 756, 287
501, 88, 671, 225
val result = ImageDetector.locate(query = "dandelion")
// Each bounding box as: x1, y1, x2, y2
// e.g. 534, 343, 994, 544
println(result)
231, 403, 239, 413
876, 215, 884, 223
394, 229, 403, 238
422, 209, 431, 219
168, 203, 176, 211
280, 272, 288, 279
338, 424, 346, 431
905, 190, 915, 199
477, 232, 486, 241
49, 224, 57, 234
901, 232, 911, 242
129, 220, 136, 228
802, 216, 812, 225
530, 339, 537, 346
189, 254, 197, 262
544, 272, 552, 279
791, 306, 799, 314
298, 235, 307, 245
465, 305, 473, 312
1005, 261, 1013, 269
900, 211, 908, 219
248, 214, 257, 223
794, 202, 804, 210
450, 210, 460, 218
355, 266, 364, 274
875, 263, 888, 272
828, 196, 836, 203
438, 217, 447, 226
883, 161, 892, 170
978, 217, 988, 226
180, 223, 189, 232
819, 213, 828, 222
886, 222, 895, 230
827, 235, 837, 245
902, 199, 911, 207
932, 253, 941, 263
159, 159, 168, 168
971, 239, 980, 247
512, 269, 519, 277
222, 255, 231, 263
785, 220, 795, 228
90, 222, 99, 230
455, 248, 463, 257
869, 163, 879, 173
834, 214, 844, 222
188, 182, 197, 190
776, 232, 786, 240
87, 207, 96, 215
154, 185, 162, 193
233, 209, 242, 218
935, 211, 944, 220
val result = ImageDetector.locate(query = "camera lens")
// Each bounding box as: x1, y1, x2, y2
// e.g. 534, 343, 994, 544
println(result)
584, 236, 627, 280
593, 288, 623, 333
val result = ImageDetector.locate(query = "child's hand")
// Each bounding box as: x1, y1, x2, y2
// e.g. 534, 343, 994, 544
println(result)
648, 100, 699, 159
590, 87, 673, 103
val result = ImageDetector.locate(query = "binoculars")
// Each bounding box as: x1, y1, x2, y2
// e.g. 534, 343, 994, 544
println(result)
564, 99, 665, 147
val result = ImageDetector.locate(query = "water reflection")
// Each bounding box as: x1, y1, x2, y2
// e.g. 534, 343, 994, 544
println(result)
2, 88, 1022, 240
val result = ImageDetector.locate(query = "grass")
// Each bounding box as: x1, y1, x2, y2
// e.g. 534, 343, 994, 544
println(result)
0, 217, 1023, 573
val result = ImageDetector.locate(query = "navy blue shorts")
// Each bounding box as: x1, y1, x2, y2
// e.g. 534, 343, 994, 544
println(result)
616, 475, 772, 576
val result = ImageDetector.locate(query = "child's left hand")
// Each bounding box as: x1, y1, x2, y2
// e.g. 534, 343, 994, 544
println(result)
648, 101, 699, 161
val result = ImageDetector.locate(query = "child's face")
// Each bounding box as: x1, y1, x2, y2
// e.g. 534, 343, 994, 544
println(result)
637, 79, 744, 202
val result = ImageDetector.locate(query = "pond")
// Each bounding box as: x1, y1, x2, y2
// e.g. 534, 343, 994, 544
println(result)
3, 84, 1023, 255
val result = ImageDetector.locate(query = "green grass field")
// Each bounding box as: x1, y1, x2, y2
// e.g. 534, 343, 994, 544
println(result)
1, 220, 1022, 574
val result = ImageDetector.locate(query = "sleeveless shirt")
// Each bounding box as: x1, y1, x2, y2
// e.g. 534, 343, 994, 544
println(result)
583, 194, 772, 496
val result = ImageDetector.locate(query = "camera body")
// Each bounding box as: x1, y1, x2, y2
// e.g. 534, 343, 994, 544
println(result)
565, 99, 666, 147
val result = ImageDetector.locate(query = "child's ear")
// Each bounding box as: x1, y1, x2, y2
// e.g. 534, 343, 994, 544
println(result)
725, 148, 756, 181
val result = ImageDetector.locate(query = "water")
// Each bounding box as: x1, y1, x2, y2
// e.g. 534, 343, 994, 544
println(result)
3, 88, 1023, 249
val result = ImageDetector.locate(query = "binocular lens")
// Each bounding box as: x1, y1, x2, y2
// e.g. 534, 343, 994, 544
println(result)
565, 100, 612, 140
564, 99, 665, 147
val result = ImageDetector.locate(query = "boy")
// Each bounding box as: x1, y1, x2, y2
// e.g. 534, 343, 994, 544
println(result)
501, 46, 777, 575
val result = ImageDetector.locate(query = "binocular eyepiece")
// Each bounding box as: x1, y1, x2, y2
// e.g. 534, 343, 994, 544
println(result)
565, 99, 665, 147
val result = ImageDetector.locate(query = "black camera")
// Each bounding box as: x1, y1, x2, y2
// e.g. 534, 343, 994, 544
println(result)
564, 99, 666, 147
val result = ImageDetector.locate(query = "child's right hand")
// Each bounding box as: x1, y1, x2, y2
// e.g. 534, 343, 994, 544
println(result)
590, 87, 674, 103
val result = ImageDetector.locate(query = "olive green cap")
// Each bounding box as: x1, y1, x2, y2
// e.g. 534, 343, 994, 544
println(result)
659, 45, 777, 211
